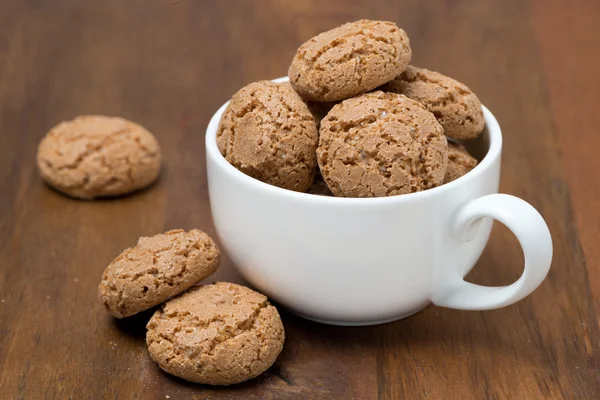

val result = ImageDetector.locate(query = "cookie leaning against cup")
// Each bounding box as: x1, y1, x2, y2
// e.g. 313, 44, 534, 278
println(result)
317, 91, 448, 197
444, 141, 478, 183
289, 19, 412, 102
217, 81, 319, 192
146, 282, 285, 385
99, 229, 219, 318
381, 66, 485, 140
36, 115, 161, 199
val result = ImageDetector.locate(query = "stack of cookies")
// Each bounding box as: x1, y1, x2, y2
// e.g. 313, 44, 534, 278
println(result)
98, 230, 285, 386
218, 19, 482, 198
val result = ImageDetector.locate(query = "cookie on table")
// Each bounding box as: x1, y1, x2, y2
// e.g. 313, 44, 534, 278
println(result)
444, 141, 478, 183
217, 81, 319, 192
381, 66, 485, 140
37, 115, 161, 200
289, 20, 411, 102
99, 229, 219, 319
146, 282, 285, 386
317, 91, 448, 197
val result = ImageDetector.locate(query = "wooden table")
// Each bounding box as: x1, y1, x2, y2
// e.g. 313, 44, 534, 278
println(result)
1, 1, 598, 398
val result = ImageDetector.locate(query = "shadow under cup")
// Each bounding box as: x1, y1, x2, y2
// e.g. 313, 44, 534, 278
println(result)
205, 83, 551, 326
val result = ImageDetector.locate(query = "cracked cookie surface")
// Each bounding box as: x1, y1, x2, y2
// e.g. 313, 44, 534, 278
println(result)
146, 282, 285, 385
317, 91, 448, 197
36, 115, 161, 199
217, 81, 318, 192
99, 229, 220, 319
381, 66, 485, 140
444, 141, 478, 183
289, 19, 411, 102
281, 81, 336, 129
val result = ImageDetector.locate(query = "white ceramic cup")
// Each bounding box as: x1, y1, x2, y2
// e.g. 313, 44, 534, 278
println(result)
205, 77, 553, 326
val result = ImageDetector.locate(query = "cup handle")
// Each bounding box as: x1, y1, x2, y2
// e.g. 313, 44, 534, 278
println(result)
431, 194, 553, 310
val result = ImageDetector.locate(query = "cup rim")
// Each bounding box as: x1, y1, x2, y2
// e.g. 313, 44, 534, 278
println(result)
205, 76, 502, 205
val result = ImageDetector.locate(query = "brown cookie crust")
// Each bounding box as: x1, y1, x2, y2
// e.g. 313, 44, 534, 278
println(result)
317, 91, 448, 197
146, 282, 285, 386
217, 81, 319, 192
280, 81, 336, 129
36, 115, 161, 199
381, 66, 485, 140
99, 229, 220, 318
444, 141, 478, 183
289, 20, 411, 102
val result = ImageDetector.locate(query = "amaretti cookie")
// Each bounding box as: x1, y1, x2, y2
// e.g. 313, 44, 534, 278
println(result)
146, 282, 285, 385
217, 81, 319, 192
382, 66, 485, 140
289, 20, 411, 102
37, 115, 161, 199
317, 91, 448, 197
444, 141, 478, 183
99, 229, 219, 318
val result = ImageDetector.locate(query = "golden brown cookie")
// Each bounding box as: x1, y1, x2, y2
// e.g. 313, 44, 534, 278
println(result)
146, 282, 285, 386
217, 81, 319, 192
37, 115, 161, 199
444, 141, 478, 183
289, 20, 411, 102
317, 91, 448, 197
381, 66, 485, 140
99, 229, 219, 319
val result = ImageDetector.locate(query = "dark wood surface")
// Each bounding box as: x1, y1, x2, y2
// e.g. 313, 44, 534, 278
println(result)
1, 1, 599, 398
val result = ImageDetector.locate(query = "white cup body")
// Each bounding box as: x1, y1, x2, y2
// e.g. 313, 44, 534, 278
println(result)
206, 93, 502, 326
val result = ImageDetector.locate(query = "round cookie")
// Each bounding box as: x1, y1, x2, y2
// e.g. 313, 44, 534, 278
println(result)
317, 91, 448, 197
99, 229, 220, 319
289, 19, 411, 102
37, 115, 161, 199
146, 282, 285, 385
381, 66, 485, 140
444, 141, 478, 183
217, 81, 319, 192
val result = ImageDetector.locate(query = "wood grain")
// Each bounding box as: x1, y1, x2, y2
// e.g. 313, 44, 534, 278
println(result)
531, 0, 600, 317
0, 1, 598, 399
